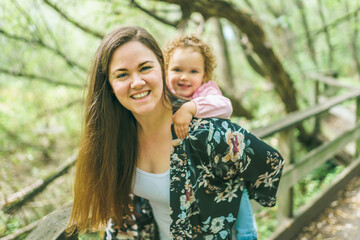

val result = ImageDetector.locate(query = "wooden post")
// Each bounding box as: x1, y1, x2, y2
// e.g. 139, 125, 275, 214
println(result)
356, 96, 360, 158
277, 128, 295, 223
313, 80, 321, 137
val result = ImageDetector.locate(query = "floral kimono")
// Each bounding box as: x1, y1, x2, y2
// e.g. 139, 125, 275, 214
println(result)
105, 118, 284, 240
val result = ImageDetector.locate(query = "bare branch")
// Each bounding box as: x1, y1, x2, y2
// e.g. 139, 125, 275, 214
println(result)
0, 122, 45, 151
312, 7, 360, 37
43, 0, 104, 39
35, 0, 85, 80
317, 0, 334, 69
0, 67, 84, 89
345, 1, 360, 76
131, 0, 178, 27
0, 219, 40, 240
34, 99, 83, 119
295, 0, 318, 68
0, 28, 87, 72
1, 154, 77, 214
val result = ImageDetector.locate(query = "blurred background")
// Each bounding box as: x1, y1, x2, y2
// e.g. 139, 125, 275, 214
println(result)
0, 0, 359, 239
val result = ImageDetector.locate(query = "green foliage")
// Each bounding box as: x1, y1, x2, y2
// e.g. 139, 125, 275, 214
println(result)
294, 160, 345, 211
1, 0, 359, 239
255, 208, 278, 240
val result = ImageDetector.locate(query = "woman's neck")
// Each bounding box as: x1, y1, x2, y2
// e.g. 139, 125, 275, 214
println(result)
135, 102, 173, 174
135, 103, 173, 138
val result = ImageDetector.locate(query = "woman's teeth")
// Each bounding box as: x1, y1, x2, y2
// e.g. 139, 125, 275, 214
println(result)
132, 91, 150, 99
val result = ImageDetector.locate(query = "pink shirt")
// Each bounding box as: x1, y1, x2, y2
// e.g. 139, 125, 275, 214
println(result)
191, 81, 233, 119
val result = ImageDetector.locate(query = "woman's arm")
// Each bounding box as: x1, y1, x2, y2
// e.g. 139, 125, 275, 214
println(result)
188, 118, 284, 207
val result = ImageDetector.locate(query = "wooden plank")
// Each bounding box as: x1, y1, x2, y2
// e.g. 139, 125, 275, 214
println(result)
252, 122, 360, 212
25, 206, 76, 240
269, 156, 360, 240
306, 73, 360, 90
252, 89, 360, 138
278, 121, 360, 195
356, 97, 360, 158
313, 81, 320, 136
277, 130, 295, 222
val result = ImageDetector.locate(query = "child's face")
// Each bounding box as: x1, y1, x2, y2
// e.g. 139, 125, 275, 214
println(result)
167, 47, 206, 98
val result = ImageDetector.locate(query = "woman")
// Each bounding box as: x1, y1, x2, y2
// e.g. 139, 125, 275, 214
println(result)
67, 26, 284, 240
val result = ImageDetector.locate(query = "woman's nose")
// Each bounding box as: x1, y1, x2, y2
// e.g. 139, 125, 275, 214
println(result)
130, 75, 145, 88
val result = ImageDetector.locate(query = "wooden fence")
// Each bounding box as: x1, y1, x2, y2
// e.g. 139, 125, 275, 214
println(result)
252, 74, 360, 239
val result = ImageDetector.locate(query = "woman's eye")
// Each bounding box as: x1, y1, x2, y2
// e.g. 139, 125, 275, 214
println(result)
116, 73, 128, 79
140, 66, 152, 72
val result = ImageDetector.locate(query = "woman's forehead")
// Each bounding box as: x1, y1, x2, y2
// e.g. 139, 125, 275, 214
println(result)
109, 41, 159, 68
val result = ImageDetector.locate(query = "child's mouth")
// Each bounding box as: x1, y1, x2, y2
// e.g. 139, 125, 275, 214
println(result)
178, 83, 191, 89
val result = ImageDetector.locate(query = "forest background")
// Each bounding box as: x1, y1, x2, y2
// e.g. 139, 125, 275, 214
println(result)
0, 0, 360, 239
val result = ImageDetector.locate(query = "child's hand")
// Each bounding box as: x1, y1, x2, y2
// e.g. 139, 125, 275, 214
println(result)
173, 101, 197, 139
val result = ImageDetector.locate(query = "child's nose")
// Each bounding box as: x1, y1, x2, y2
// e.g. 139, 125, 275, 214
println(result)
180, 73, 188, 81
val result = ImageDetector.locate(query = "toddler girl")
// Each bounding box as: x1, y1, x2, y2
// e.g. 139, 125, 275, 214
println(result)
164, 35, 258, 240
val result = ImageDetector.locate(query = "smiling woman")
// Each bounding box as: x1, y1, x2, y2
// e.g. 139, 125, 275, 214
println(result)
108, 41, 165, 118
67, 26, 285, 240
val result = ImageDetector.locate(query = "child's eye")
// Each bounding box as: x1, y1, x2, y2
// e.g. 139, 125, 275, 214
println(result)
190, 70, 198, 74
140, 66, 152, 72
172, 68, 181, 72
116, 73, 128, 79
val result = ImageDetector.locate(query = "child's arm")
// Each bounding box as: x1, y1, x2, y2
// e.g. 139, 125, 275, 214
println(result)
192, 81, 233, 119
173, 101, 197, 139
173, 81, 232, 139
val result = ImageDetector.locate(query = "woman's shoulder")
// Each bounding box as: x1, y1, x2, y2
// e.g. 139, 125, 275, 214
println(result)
187, 118, 244, 141
189, 118, 239, 131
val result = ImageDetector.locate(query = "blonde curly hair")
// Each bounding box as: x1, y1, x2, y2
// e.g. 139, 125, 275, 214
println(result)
164, 35, 217, 82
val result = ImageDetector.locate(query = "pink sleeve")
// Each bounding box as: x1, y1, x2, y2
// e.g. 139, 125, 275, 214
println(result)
191, 81, 233, 119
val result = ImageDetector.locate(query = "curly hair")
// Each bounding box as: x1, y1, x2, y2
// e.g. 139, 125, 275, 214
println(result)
164, 35, 217, 82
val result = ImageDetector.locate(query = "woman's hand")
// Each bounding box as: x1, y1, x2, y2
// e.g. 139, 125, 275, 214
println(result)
173, 101, 197, 139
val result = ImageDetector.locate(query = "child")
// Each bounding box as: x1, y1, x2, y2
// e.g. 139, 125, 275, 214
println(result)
164, 35, 258, 240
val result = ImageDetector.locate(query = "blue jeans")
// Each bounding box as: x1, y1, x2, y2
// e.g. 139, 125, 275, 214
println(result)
234, 189, 257, 240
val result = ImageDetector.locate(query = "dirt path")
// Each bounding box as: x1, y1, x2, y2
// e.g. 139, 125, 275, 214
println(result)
295, 176, 360, 240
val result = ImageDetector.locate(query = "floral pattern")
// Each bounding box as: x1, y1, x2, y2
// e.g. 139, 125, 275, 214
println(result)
104, 118, 284, 239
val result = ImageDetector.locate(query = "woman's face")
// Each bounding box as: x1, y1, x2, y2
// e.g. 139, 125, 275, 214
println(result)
108, 41, 164, 117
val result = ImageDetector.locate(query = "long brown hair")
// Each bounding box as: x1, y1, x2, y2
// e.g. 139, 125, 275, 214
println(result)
68, 26, 176, 233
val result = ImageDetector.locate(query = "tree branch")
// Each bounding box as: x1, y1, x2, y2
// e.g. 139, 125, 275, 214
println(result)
295, 0, 318, 68
34, 99, 83, 119
0, 28, 87, 72
317, 0, 334, 69
43, 0, 104, 39
0, 67, 83, 89
1, 154, 77, 214
312, 7, 360, 37
0, 219, 40, 240
0, 123, 45, 151
130, 0, 178, 28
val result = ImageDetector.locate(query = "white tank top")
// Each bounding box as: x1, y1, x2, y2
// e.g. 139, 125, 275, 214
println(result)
133, 168, 171, 240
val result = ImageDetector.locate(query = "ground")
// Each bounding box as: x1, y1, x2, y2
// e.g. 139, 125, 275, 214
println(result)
295, 176, 360, 240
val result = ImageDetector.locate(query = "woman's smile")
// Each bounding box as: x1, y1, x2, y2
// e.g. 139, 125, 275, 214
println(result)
131, 90, 151, 99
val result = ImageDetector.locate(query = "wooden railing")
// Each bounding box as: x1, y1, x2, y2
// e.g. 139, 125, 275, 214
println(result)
252, 74, 360, 240
12, 75, 360, 240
